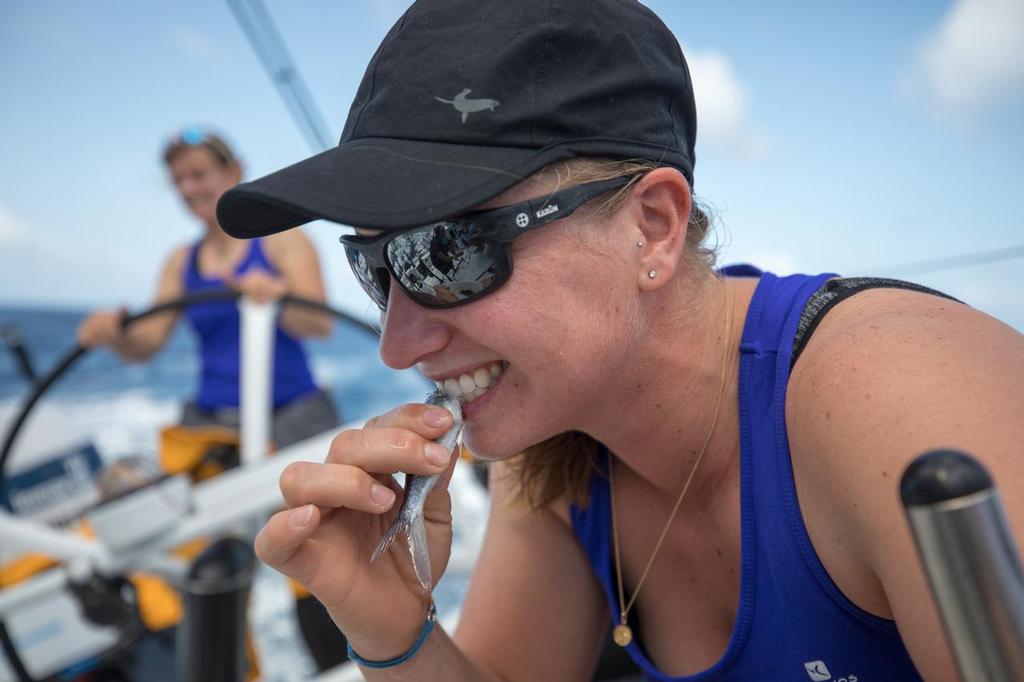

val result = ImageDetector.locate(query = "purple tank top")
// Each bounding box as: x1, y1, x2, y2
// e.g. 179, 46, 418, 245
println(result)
183, 238, 317, 410
570, 267, 924, 681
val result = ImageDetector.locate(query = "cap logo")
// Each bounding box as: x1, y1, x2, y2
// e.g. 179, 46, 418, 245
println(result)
515, 212, 530, 228
434, 88, 500, 124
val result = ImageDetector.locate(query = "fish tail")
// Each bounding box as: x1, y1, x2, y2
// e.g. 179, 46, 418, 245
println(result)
407, 514, 432, 593
371, 513, 408, 564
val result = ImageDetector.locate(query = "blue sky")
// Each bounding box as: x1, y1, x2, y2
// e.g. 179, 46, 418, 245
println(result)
1, 0, 1022, 330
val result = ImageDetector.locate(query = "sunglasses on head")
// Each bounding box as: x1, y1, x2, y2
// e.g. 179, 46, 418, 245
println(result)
340, 176, 634, 310
164, 126, 236, 166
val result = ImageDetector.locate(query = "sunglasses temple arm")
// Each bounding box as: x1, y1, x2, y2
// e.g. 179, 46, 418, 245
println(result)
487, 177, 631, 241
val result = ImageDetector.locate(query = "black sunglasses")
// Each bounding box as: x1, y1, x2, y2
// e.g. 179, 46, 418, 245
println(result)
340, 176, 634, 310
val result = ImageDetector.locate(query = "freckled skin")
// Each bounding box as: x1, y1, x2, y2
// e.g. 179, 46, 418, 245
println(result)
378, 176, 645, 461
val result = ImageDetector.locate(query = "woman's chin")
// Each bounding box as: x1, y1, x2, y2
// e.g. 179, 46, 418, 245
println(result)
462, 428, 529, 463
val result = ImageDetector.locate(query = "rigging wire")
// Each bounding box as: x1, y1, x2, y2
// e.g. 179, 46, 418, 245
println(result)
226, 0, 333, 152
854, 243, 1024, 278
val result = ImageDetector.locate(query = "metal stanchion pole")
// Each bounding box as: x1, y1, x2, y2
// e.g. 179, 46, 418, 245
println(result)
901, 449, 1024, 682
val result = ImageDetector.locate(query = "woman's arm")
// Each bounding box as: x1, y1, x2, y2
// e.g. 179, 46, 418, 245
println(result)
357, 459, 608, 682
787, 288, 1024, 682
259, 229, 333, 337
450, 460, 609, 681
76, 247, 186, 361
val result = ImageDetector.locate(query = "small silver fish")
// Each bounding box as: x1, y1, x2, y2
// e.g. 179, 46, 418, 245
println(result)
370, 390, 463, 592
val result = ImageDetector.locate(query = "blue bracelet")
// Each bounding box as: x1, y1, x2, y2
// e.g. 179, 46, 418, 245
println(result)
346, 602, 437, 669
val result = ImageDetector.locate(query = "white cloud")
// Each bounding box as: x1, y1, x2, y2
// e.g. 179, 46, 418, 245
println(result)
918, 0, 1024, 108
686, 48, 771, 158
0, 206, 28, 244
168, 26, 221, 62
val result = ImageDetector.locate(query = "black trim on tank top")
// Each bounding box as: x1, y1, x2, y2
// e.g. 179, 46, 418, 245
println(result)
790, 277, 962, 371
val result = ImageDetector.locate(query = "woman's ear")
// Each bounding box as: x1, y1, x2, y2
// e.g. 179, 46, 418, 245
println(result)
228, 160, 244, 185
631, 167, 691, 291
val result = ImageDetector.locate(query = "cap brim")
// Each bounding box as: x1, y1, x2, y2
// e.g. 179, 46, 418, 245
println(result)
217, 137, 582, 238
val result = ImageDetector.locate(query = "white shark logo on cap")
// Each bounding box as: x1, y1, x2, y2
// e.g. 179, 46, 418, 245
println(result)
435, 88, 500, 123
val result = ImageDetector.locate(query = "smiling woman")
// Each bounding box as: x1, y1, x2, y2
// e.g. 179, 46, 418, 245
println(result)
73, 126, 350, 675
218, 1, 1024, 681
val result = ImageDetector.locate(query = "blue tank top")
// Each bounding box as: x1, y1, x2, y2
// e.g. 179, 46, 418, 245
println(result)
570, 267, 924, 681
183, 238, 318, 410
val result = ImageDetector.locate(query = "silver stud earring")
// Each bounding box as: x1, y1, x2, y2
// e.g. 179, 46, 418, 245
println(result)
636, 241, 644, 248
648, 270, 657, 279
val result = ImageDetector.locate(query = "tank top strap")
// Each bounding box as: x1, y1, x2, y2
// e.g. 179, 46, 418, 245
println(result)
236, 237, 278, 276
183, 239, 205, 289
184, 238, 275, 285
736, 271, 923, 680
737, 270, 836, 362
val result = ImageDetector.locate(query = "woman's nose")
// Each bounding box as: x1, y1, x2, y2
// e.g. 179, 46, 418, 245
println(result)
378, 283, 451, 370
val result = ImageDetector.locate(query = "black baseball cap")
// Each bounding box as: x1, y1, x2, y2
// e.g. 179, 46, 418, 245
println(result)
217, 0, 697, 238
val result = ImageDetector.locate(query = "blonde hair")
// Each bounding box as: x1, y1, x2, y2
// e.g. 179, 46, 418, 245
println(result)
505, 158, 718, 510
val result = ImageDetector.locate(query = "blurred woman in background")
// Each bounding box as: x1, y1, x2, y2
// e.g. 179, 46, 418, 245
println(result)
76, 128, 347, 674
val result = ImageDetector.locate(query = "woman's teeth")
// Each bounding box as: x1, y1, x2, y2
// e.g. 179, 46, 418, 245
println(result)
438, 362, 505, 402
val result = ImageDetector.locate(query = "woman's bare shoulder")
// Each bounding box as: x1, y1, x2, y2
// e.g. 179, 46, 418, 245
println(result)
785, 285, 1024, 680
789, 286, 1022, 425
159, 243, 195, 281
787, 284, 1023, 490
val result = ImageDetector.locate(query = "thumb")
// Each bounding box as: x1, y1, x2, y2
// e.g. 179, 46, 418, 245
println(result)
254, 505, 324, 584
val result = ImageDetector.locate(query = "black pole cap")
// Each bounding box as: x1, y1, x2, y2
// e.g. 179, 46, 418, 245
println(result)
900, 449, 993, 507
184, 536, 256, 594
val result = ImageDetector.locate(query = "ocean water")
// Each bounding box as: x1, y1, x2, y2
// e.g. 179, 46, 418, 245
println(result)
0, 304, 427, 426
0, 304, 479, 681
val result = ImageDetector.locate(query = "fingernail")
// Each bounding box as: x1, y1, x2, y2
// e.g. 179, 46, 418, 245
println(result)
424, 442, 451, 466
290, 505, 314, 528
371, 483, 396, 507
424, 407, 452, 428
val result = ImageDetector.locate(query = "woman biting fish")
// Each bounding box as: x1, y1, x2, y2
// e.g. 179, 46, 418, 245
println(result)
221, 1, 1024, 680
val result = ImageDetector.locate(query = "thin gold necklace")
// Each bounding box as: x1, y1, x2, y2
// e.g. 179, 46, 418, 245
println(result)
609, 287, 733, 648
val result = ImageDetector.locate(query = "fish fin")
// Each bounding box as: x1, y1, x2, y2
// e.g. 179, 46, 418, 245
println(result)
407, 515, 432, 593
371, 514, 409, 565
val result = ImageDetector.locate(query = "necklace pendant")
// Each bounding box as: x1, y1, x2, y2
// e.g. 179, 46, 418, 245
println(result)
612, 623, 633, 647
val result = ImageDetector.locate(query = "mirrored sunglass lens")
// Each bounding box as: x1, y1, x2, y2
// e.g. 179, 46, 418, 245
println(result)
386, 222, 500, 306
345, 246, 389, 309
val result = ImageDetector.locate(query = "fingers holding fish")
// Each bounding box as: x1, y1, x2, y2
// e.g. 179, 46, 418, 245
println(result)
363, 401, 455, 435
279, 460, 398, 514
430, 441, 462, 495
327, 425, 455, 476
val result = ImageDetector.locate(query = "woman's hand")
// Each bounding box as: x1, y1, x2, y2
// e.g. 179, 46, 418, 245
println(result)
254, 402, 460, 658
76, 307, 127, 348
228, 268, 287, 303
